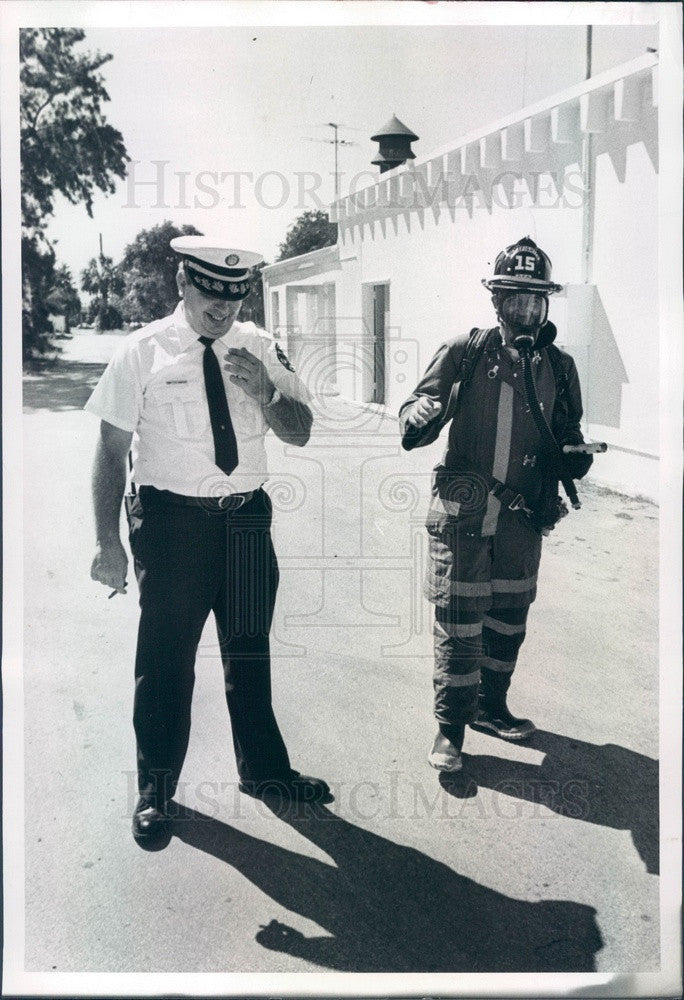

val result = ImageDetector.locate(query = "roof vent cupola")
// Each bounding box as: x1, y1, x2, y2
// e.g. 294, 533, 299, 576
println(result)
371, 114, 419, 173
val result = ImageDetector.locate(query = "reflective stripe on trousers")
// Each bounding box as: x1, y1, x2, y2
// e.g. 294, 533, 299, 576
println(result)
434, 604, 530, 726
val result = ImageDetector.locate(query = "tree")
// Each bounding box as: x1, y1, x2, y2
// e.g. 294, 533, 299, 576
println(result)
117, 221, 202, 325
81, 253, 124, 331
20, 28, 128, 359
277, 210, 337, 262
22, 231, 58, 358
45, 263, 82, 332
238, 261, 267, 328
20, 29, 128, 226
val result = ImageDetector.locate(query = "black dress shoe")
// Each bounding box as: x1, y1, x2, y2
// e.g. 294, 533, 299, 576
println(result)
238, 770, 332, 803
132, 798, 169, 842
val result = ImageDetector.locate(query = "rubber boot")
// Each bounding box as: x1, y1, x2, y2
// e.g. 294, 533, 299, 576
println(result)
470, 669, 535, 741
428, 722, 466, 772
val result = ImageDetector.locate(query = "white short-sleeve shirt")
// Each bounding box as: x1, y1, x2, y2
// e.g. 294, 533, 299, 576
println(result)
85, 303, 311, 496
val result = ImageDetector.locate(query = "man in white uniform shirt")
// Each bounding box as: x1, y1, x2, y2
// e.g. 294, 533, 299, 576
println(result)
87, 236, 331, 844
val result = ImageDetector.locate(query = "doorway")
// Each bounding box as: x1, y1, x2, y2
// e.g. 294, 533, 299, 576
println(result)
371, 283, 389, 405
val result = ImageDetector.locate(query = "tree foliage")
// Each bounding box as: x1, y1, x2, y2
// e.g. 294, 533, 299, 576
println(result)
20, 28, 128, 226
239, 262, 267, 328
22, 232, 58, 358
20, 28, 128, 359
45, 264, 82, 331
81, 254, 125, 330
117, 221, 202, 325
277, 210, 337, 262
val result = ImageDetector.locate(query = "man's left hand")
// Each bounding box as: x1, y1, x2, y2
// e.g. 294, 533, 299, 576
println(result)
224, 348, 275, 405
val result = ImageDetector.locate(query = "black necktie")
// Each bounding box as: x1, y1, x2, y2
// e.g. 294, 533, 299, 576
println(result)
198, 336, 239, 476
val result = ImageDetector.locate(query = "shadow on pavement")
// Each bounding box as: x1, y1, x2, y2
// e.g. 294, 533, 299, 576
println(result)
567, 975, 640, 997
171, 801, 602, 972
442, 729, 659, 875
23, 359, 106, 413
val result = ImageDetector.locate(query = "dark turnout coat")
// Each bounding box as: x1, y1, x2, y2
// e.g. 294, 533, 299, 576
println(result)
399, 325, 591, 609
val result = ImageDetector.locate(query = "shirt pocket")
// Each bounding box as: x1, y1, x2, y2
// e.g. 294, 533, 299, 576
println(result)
145, 381, 208, 439
232, 392, 266, 438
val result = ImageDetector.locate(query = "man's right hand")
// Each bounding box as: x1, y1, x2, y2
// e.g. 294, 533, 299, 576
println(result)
407, 397, 442, 428
91, 539, 128, 594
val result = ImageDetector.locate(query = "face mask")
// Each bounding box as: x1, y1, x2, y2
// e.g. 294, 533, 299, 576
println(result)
500, 292, 548, 330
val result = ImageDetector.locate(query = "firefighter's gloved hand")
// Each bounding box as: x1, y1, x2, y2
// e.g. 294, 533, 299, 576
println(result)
562, 446, 593, 479
408, 397, 442, 428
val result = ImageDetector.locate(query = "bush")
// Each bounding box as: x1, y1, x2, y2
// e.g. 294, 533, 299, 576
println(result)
94, 303, 124, 332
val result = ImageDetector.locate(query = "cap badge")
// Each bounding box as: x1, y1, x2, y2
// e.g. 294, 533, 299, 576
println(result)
225, 254, 240, 266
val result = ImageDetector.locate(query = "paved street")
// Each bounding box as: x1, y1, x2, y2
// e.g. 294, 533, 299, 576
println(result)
21, 328, 659, 974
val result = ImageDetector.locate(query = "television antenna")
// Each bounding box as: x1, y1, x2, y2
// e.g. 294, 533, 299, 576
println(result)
301, 122, 360, 202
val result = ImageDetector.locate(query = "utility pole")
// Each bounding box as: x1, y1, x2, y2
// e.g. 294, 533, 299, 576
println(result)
586, 23, 593, 81
97, 232, 108, 330
580, 25, 595, 424
99, 232, 108, 305
582, 26, 594, 285
331, 123, 339, 201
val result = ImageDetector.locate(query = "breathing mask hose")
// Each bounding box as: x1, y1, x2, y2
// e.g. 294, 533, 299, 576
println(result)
515, 338, 581, 510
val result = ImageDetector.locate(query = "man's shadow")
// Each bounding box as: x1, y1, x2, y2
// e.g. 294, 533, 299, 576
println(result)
171, 799, 602, 972
442, 729, 658, 874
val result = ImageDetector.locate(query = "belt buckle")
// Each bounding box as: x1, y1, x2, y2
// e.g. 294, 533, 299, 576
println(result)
218, 494, 245, 510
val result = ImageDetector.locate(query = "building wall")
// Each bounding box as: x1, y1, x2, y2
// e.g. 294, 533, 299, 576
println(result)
264, 58, 659, 500
338, 175, 588, 416
584, 140, 659, 498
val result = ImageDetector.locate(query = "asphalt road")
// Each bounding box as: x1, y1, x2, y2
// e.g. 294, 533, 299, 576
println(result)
21, 328, 660, 975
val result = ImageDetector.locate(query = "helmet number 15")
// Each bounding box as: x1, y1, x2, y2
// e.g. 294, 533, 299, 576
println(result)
515, 254, 536, 271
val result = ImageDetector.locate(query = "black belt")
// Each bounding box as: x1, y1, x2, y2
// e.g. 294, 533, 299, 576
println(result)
137, 486, 256, 511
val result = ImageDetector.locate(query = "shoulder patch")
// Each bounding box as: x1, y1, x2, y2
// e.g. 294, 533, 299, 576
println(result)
275, 342, 295, 372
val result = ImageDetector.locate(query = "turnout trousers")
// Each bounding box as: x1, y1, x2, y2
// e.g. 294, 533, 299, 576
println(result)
127, 488, 291, 808
425, 509, 543, 728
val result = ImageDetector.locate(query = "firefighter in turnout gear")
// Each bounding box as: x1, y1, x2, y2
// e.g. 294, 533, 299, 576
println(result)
399, 238, 593, 774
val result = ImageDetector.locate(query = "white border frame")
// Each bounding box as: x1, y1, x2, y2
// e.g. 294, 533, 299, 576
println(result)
3, 3, 682, 997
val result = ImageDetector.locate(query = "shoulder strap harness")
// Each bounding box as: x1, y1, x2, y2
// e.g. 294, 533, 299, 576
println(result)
440, 327, 572, 527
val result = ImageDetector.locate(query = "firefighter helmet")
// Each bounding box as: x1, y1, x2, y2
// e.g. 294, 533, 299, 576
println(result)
482, 237, 563, 294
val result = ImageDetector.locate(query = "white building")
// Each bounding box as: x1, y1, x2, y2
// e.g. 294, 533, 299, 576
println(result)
262, 54, 659, 500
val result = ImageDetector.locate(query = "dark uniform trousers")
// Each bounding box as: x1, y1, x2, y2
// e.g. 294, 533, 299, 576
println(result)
127, 487, 291, 808
427, 509, 543, 728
